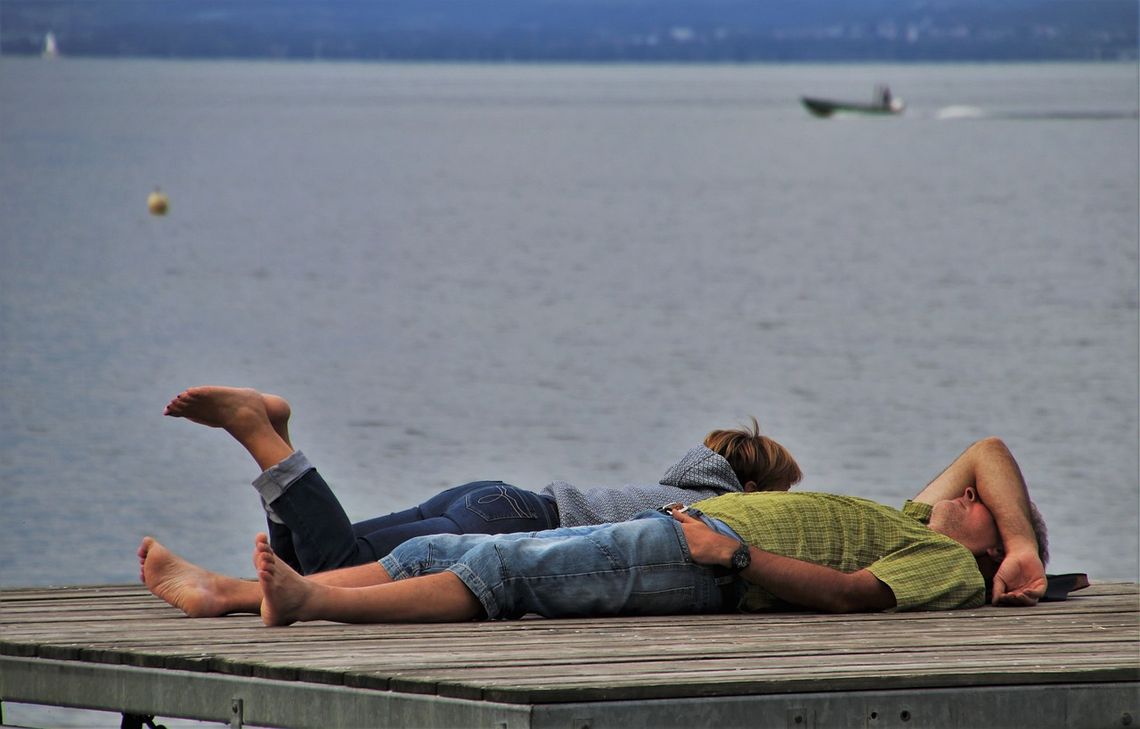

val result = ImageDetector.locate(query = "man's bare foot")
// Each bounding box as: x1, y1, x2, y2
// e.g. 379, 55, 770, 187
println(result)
138, 537, 259, 618
255, 533, 316, 626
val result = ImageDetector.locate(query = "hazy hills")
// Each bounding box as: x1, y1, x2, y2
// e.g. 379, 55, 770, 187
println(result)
2, 0, 1136, 61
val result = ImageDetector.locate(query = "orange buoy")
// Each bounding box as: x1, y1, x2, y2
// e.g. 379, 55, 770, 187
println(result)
147, 188, 169, 216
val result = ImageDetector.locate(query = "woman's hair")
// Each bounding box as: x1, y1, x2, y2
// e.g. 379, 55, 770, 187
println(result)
703, 417, 802, 492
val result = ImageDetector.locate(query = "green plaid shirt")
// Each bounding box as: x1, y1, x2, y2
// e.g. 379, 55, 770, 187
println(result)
692, 492, 985, 612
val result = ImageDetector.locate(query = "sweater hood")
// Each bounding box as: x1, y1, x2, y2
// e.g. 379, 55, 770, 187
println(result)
659, 445, 744, 493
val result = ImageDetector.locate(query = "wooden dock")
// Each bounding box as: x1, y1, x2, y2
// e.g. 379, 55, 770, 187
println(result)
2, 582, 1138, 728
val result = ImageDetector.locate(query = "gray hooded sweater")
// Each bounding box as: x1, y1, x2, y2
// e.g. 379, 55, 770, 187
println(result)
541, 445, 745, 527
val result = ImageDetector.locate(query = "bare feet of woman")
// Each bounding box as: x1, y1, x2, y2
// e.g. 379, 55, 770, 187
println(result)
163, 386, 291, 440
255, 533, 316, 626
262, 392, 292, 446
138, 537, 260, 617
163, 386, 294, 469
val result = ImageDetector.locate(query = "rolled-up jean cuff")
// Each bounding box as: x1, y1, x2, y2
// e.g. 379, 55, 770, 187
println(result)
448, 563, 500, 619
378, 543, 518, 619
252, 449, 313, 505
377, 553, 510, 620
377, 553, 411, 581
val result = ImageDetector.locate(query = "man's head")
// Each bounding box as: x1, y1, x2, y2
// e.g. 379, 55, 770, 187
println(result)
928, 486, 1002, 559
929, 488, 1050, 585
703, 417, 802, 493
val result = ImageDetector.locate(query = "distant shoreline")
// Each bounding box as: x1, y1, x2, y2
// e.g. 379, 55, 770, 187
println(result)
3, 54, 1138, 66
2, 0, 1136, 65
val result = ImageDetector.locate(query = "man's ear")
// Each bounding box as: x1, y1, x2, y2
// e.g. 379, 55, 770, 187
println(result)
743, 481, 758, 493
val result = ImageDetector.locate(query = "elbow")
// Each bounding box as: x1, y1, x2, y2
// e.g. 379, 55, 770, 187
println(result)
820, 597, 858, 614
826, 591, 877, 614
971, 436, 1011, 457
821, 596, 867, 614
825, 573, 896, 613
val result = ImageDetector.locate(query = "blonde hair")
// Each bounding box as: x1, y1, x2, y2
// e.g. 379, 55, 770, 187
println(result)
703, 417, 802, 492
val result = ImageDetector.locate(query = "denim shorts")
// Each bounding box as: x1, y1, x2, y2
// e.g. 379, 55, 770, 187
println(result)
380, 510, 727, 619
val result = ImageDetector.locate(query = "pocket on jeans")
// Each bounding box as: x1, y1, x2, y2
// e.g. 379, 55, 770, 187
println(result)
464, 484, 539, 522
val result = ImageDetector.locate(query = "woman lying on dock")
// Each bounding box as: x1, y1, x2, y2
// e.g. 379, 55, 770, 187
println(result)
160, 386, 802, 576
139, 436, 1049, 623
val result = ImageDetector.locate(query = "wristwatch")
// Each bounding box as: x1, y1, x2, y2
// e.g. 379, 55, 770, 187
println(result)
730, 542, 751, 573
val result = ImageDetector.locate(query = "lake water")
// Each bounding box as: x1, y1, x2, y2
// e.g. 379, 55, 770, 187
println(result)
1, 58, 1137, 726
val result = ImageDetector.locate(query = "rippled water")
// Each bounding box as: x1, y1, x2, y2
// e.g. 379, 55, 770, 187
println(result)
3, 58, 1137, 583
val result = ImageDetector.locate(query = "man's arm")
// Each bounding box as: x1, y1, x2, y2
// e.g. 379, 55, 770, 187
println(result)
914, 437, 1047, 606
673, 511, 896, 613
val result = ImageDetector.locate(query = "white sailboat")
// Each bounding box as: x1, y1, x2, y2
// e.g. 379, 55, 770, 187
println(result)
42, 31, 60, 59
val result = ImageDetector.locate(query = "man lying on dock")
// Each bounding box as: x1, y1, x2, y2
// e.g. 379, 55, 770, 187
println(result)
139, 437, 1049, 624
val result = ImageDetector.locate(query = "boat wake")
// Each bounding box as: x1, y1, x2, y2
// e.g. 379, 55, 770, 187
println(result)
935, 105, 1137, 121
1000, 109, 1140, 121
935, 105, 986, 120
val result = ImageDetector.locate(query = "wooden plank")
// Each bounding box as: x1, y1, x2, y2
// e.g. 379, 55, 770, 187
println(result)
7, 608, 1133, 647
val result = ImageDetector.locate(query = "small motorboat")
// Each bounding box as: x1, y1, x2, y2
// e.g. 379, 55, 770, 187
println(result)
801, 84, 905, 118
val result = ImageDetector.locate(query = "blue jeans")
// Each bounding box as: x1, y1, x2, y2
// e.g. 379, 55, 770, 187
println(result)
380, 511, 730, 619
255, 451, 559, 574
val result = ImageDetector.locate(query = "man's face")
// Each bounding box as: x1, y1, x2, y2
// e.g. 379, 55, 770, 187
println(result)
929, 486, 1001, 556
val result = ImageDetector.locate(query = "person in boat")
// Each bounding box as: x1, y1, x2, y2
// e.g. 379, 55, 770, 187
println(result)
159, 386, 802, 576
879, 84, 892, 108
139, 436, 1049, 623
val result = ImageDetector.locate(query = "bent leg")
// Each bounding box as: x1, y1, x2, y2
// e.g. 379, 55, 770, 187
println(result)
162, 386, 351, 573
259, 470, 556, 574
257, 455, 364, 574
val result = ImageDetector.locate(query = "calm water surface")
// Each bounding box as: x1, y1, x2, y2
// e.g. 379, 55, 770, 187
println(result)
1, 55, 1137, 729
2, 58, 1137, 582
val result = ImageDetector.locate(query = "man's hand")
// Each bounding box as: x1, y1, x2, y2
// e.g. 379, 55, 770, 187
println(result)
992, 548, 1047, 606
670, 510, 738, 567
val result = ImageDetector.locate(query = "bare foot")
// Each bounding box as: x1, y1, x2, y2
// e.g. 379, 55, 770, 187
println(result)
255, 533, 315, 626
262, 393, 292, 447
163, 386, 274, 436
138, 537, 259, 617
163, 386, 294, 468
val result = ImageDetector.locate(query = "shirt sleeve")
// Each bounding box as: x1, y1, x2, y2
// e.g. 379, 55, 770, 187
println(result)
902, 500, 933, 523
867, 538, 986, 611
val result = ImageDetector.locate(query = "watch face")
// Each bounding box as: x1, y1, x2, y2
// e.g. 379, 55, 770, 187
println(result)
732, 545, 750, 571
